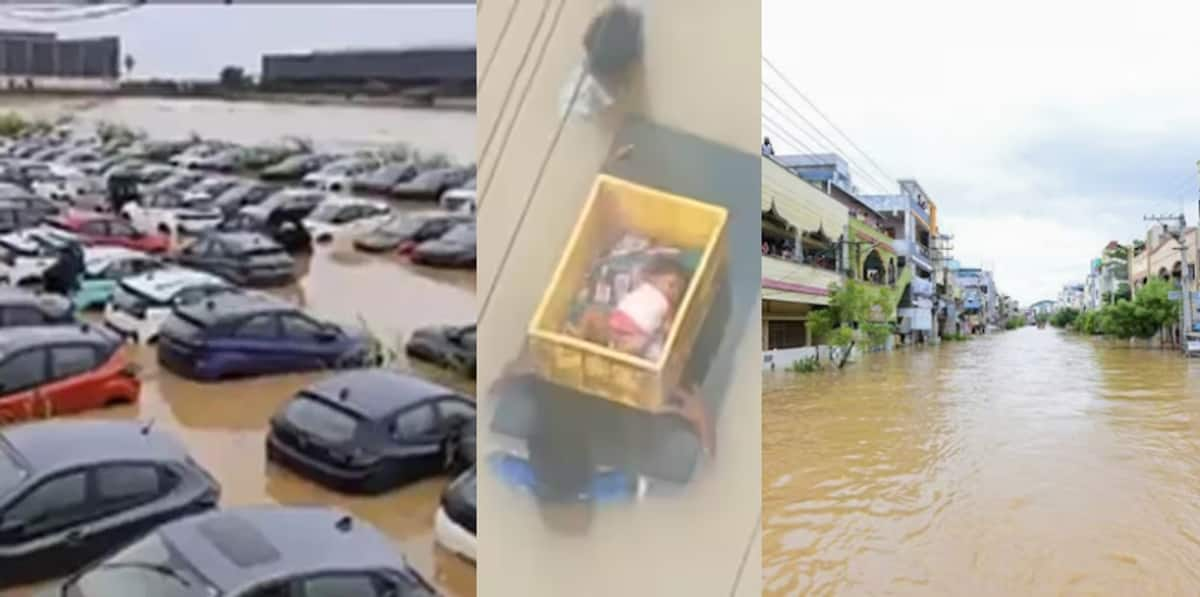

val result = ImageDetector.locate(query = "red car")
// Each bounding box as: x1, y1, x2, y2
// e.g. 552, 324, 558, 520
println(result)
0, 325, 140, 425
48, 210, 170, 253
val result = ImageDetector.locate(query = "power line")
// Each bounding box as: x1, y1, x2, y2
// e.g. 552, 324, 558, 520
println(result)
762, 89, 892, 195
761, 80, 894, 195
764, 56, 899, 188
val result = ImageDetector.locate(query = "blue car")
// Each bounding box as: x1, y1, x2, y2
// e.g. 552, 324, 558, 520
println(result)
155, 291, 373, 381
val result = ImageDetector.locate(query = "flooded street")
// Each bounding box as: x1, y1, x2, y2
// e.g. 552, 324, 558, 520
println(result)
3, 98, 477, 596
764, 328, 1200, 596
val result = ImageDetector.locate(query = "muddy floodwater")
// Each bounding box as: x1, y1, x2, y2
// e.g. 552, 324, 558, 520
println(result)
765, 327, 1200, 596
4, 97, 476, 596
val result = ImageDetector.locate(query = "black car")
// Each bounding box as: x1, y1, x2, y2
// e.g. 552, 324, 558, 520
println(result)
175, 232, 296, 287
353, 162, 418, 195
435, 466, 475, 562
242, 188, 327, 223
267, 369, 476, 494
259, 153, 336, 181
213, 181, 279, 217
0, 287, 74, 327
217, 210, 312, 254
406, 323, 475, 379
353, 211, 474, 253
0, 198, 47, 234
0, 420, 220, 588
410, 222, 476, 269
46, 506, 437, 597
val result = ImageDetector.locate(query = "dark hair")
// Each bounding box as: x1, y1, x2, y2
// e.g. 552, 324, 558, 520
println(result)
641, 254, 689, 281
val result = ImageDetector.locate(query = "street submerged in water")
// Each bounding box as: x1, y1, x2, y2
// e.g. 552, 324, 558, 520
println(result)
765, 327, 1200, 596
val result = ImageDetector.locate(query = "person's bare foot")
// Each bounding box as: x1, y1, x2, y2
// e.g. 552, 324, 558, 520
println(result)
664, 384, 715, 460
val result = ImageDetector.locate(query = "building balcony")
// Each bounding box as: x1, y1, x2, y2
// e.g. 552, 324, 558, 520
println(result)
761, 255, 843, 306
892, 238, 934, 272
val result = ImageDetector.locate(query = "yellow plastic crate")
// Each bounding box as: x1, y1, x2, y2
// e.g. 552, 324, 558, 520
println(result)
528, 174, 728, 412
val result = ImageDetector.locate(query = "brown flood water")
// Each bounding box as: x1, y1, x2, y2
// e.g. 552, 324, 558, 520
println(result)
764, 327, 1200, 596
9, 238, 477, 597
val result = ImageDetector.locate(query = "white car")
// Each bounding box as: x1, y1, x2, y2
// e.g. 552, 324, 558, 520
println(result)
31, 173, 104, 205
122, 191, 223, 236
439, 179, 477, 215
241, 188, 327, 222
168, 143, 226, 169
103, 266, 232, 344
301, 157, 382, 192
302, 196, 393, 244
0, 226, 80, 286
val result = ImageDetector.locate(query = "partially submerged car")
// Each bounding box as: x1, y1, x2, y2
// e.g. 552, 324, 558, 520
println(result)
301, 156, 382, 192
217, 210, 312, 255
390, 166, 475, 200
410, 222, 476, 268
439, 178, 477, 214
174, 231, 296, 287
242, 188, 326, 222
0, 420, 219, 588
47, 211, 170, 253
103, 266, 233, 344
301, 196, 392, 244
0, 325, 139, 423
352, 210, 473, 253
267, 368, 476, 493
405, 323, 476, 379
0, 286, 73, 327
212, 180, 279, 217
259, 153, 337, 181
121, 190, 223, 236
0, 226, 80, 287
158, 292, 373, 381
47, 506, 436, 597
0, 198, 47, 235
435, 466, 476, 562
73, 246, 164, 311
353, 161, 418, 195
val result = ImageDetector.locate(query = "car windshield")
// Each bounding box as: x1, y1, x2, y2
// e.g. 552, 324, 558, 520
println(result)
65, 532, 214, 597
0, 438, 28, 497
376, 214, 427, 237
441, 225, 475, 244
306, 203, 349, 223
284, 394, 362, 443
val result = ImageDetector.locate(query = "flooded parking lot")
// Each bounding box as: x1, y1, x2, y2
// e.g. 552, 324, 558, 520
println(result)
3, 97, 477, 596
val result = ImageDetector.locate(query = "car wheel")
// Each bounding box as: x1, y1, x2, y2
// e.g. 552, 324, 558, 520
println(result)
157, 223, 171, 236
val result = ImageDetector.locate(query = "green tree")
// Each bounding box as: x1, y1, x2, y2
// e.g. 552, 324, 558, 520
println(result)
1051, 307, 1079, 328
808, 280, 894, 368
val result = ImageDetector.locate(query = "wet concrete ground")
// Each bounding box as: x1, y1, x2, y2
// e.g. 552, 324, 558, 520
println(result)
6, 219, 477, 597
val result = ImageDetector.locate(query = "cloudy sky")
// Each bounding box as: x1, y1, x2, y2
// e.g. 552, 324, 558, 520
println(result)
0, 3, 475, 79
764, 0, 1200, 305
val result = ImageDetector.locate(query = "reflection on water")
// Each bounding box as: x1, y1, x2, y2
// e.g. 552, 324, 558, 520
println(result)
764, 328, 1200, 596
8, 244, 476, 597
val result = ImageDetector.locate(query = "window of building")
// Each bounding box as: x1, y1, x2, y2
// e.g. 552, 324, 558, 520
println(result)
767, 320, 808, 350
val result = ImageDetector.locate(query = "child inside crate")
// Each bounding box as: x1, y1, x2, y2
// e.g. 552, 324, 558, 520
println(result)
564, 232, 701, 361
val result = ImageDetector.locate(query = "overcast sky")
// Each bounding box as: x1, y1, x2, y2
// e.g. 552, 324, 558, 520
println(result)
0, 4, 475, 79
764, 0, 1200, 305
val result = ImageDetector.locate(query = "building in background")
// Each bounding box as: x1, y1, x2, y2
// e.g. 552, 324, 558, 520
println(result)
958, 267, 997, 332
761, 154, 849, 369
0, 30, 118, 90
1029, 299, 1056, 317
861, 180, 937, 344
1058, 283, 1085, 311
261, 46, 476, 97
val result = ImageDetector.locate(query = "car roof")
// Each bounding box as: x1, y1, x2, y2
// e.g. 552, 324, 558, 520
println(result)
175, 290, 292, 326
0, 226, 78, 250
122, 266, 227, 300
159, 506, 404, 593
0, 324, 115, 359
304, 368, 463, 420
206, 231, 284, 252
2, 420, 186, 475
84, 246, 149, 269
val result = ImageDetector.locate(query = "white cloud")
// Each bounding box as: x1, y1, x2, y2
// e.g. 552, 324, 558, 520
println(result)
764, 0, 1200, 303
